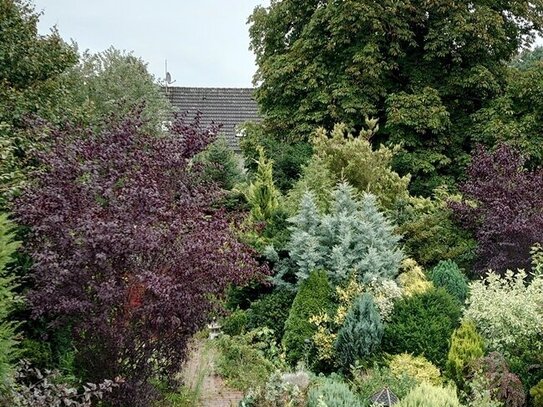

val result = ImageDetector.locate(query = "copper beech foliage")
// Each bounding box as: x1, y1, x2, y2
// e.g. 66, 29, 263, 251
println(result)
14, 112, 266, 406
451, 143, 543, 275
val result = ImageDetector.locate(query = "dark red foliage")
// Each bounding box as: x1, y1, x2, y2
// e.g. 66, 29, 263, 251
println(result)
450, 144, 543, 275
15, 112, 266, 406
473, 352, 526, 407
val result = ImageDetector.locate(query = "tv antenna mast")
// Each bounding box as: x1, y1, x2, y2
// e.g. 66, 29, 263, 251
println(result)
164, 59, 176, 89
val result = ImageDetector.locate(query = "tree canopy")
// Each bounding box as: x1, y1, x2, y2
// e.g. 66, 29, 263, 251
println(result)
249, 0, 543, 194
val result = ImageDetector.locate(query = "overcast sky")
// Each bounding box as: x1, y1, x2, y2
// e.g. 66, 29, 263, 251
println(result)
33, 0, 270, 87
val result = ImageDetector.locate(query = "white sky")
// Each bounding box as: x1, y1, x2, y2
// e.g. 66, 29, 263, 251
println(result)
33, 0, 270, 87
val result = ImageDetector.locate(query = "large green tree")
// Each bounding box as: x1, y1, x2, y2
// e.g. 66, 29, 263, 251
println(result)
0, 0, 78, 204
249, 0, 543, 194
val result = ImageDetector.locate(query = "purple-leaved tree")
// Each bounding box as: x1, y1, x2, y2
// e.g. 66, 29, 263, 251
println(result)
451, 143, 543, 276
15, 111, 266, 406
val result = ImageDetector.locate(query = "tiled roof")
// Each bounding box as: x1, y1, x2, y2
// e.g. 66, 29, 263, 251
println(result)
164, 87, 261, 149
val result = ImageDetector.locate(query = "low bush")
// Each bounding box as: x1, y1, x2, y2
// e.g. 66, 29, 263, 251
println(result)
246, 288, 296, 342
398, 382, 462, 407
240, 371, 309, 407
2, 360, 119, 407
388, 353, 442, 386
446, 321, 485, 387
222, 309, 248, 336
335, 294, 383, 370
307, 377, 362, 407
215, 334, 275, 392
429, 260, 469, 303
351, 365, 417, 405
471, 352, 526, 407
283, 270, 333, 365
382, 288, 461, 368
463, 270, 543, 355
531, 379, 543, 407
396, 258, 433, 297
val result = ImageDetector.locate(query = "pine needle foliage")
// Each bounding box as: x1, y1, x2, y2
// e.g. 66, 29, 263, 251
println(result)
335, 293, 383, 370
279, 183, 403, 286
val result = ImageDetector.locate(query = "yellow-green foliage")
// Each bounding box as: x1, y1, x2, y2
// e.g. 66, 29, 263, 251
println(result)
389, 353, 443, 385
532, 243, 543, 275
399, 382, 462, 407
446, 321, 485, 386
397, 258, 433, 297
287, 121, 410, 212
242, 146, 281, 223
310, 275, 402, 363
531, 379, 543, 407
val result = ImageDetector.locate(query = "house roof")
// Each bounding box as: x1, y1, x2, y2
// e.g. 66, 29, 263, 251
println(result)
164, 87, 261, 149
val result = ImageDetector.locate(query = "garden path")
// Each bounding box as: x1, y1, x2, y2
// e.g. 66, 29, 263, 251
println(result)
182, 340, 244, 407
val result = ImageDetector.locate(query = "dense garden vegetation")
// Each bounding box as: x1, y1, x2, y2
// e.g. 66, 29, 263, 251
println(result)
0, 0, 542, 406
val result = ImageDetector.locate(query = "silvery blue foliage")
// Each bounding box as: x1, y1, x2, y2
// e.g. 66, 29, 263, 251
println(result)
275, 183, 404, 286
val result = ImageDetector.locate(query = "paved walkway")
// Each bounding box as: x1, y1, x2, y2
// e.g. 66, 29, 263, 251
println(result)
182, 341, 244, 407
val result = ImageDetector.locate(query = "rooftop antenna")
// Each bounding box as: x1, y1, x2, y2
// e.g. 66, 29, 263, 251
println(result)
165, 59, 176, 89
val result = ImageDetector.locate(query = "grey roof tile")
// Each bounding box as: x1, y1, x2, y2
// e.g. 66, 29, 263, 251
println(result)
164, 87, 261, 149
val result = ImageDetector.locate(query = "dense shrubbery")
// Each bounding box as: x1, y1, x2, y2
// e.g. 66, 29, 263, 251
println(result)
463, 270, 543, 355
429, 260, 469, 303
335, 293, 383, 370
246, 288, 295, 342
215, 333, 276, 392
446, 321, 485, 387
470, 352, 526, 407
451, 144, 543, 275
307, 377, 362, 407
14, 113, 265, 406
0, 214, 20, 390
287, 122, 410, 212
388, 353, 442, 386
398, 382, 462, 407
396, 190, 476, 270
282, 270, 333, 365
276, 183, 403, 286
382, 288, 461, 368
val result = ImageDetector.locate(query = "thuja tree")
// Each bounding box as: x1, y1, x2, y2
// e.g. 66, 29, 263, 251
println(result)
277, 183, 403, 286
451, 143, 543, 275
249, 0, 543, 194
14, 112, 265, 407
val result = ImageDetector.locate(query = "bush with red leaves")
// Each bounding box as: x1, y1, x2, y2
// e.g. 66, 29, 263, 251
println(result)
451, 144, 543, 275
14, 112, 266, 406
